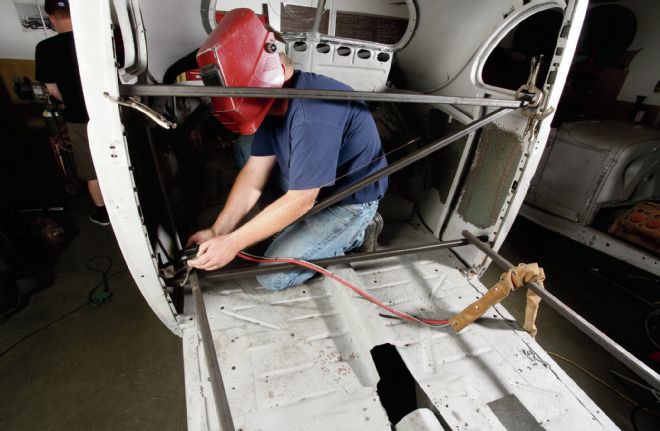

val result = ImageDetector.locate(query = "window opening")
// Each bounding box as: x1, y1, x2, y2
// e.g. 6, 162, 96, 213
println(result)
482, 9, 563, 91
335, 11, 408, 45
553, 5, 637, 123
280, 4, 329, 33
279, 1, 410, 47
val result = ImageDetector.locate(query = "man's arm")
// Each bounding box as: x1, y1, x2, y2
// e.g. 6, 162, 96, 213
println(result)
187, 154, 276, 245
45, 83, 63, 102
188, 187, 319, 271
213, 154, 277, 235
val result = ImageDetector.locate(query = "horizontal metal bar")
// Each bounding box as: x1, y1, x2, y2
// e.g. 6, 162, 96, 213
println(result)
307, 107, 513, 216
461, 230, 660, 391
119, 84, 526, 108
201, 238, 471, 281
190, 272, 235, 431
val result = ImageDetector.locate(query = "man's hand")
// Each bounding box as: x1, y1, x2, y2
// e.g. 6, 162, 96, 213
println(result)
45, 83, 63, 102
186, 228, 216, 247
187, 234, 241, 271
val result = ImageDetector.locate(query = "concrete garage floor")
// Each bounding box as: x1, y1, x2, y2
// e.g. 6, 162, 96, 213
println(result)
0, 204, 186, 431
1, 204, 659, 430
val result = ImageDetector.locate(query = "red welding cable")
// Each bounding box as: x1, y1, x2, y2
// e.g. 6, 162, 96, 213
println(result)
237, 252, 450, 326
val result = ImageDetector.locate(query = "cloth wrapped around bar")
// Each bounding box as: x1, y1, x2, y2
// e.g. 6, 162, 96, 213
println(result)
449, 263, 545, 334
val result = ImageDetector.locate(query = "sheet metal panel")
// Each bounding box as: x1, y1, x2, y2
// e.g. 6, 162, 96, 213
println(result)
183, 235, 618, 430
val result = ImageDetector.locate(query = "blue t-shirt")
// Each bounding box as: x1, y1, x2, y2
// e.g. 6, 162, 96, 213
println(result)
252, 71, 388, 204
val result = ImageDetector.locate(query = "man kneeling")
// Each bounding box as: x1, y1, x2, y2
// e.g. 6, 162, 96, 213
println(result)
187, 9, 387, 291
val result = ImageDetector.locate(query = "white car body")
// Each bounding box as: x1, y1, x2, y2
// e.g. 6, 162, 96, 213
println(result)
69, 1, 630, 429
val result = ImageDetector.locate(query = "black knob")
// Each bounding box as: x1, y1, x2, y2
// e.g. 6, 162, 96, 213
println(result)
264, 42, 277, 53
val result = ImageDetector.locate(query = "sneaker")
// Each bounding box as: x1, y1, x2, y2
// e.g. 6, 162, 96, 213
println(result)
358, 212, 383, 253
89, 206, 111, 226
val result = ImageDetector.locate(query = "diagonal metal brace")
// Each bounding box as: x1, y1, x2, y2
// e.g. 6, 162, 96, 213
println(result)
307, 107, 513, 216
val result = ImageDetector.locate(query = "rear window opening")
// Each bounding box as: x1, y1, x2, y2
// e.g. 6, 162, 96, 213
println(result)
482, 9, 563, 91
552, 4, 637, 124
279, 2, 410, 46
280, 4, 329, 33
334, 11, 408, 45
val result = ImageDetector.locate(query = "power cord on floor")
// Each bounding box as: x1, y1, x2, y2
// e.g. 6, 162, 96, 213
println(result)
548, 351, 660, 427
86, 255, 114, 305
0, 256, 127, 359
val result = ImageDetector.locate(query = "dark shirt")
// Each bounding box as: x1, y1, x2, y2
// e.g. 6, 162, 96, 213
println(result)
35, 31, 89, 123
252, 71, 388, 204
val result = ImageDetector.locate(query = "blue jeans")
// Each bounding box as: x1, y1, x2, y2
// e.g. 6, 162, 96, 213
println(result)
256, 200, 379, 291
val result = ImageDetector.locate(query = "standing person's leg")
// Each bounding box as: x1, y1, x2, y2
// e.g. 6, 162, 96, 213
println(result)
67, 122, 109, 226
88, 180, 104, 206
256, 201, 379, 291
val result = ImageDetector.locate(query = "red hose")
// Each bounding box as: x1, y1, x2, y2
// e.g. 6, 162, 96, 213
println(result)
237, 252, 449, 326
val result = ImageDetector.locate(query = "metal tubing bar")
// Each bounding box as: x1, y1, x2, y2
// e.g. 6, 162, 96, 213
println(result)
119, 84, 525, 108
310, 0, 326, 36
461, 230, 660, 391
202, 238, 470, 281
308, 107, 513, 216
144, 125, 182, 250
191, 271, 235, 431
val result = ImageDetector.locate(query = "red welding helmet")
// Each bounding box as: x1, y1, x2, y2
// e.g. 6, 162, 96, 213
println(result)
197, 8, 284, 135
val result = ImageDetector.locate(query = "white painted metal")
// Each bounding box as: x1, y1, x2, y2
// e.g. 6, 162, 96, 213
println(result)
287, 40, 393, 92
395, 409, 444, 431
70, 0, 180, 334
112, 0, 147, 83
279, 0, 415, 51
71, 2, 618, 429
182, 320, 216, 431
137, 0, 210, 81
284, 0, 416, 91
112, 0, 136, 73
526, 121, 660, 225
521, 204, 660, 276
399, 0, 588, 271
485, 0, 588, 265
182, 225, 618, 430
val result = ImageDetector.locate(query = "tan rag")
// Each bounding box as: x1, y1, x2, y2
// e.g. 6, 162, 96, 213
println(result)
450, 263, 545, 334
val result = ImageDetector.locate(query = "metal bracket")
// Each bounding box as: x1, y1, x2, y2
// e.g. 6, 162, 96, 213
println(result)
515, 55, 544, 108
521, 106, 555, 139
104, 92, 177, 130
514, 55, 554, 139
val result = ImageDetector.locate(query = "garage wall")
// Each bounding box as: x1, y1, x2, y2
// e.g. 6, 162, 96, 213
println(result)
0, 1, 53, 60
617, 0, 660, 106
